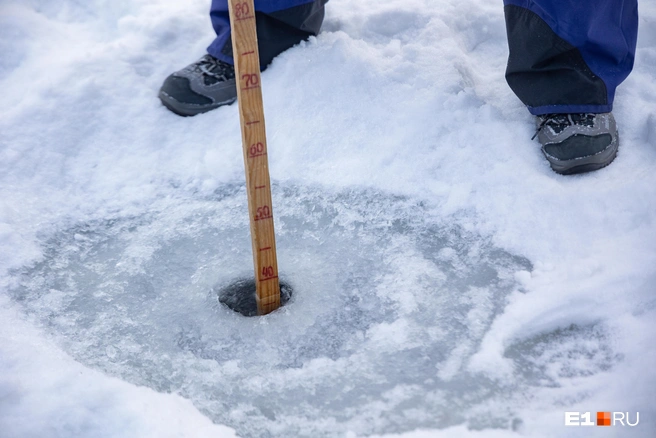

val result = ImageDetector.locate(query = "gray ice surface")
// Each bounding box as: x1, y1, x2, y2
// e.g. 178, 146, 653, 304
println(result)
9, 185, 617, 437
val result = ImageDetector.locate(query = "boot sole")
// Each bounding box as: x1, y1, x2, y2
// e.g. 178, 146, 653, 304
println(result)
543, 136, 619, 175
159, 90, 236, 117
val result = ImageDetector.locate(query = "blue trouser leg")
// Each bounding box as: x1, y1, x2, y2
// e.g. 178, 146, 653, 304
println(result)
504, 0, 639, 115
208, 0, 327, 67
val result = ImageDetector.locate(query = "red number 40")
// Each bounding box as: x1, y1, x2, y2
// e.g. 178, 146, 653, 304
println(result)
262, 266, 274, 278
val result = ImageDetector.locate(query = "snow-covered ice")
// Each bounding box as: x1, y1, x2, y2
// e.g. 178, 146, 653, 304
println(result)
1, 0, 655, 437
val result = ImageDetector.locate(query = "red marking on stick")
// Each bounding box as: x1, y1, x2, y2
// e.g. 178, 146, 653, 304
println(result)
259, 276, 279, 282
259, 246, 272, 251
241, 85, 260, 91
249, 152, 267, 158
235, 15, 255, 21
254, 215, 272, 222
246, 120, 260, 125
255, 185, 266, 189
242, 50, 255, 56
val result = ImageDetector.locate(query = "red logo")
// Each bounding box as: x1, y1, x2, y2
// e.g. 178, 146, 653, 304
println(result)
597, 412, 611, 426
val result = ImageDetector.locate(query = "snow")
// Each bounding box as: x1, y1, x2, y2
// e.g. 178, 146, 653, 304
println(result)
1, 0, 655, 437
0, 295, 238, 438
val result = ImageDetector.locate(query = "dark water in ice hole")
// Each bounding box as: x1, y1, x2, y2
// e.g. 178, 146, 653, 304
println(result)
8, 185, 617, 436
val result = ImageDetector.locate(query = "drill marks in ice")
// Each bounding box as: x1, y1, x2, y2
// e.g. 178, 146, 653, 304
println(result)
505, 324, 621, 388
8, 185, 545, 436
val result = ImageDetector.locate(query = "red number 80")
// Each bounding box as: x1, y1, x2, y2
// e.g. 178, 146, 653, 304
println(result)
235, 2, 249, 18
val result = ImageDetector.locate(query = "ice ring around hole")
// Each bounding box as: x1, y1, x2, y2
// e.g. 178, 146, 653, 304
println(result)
7, 185, 540, 437
216, 278, 293, 316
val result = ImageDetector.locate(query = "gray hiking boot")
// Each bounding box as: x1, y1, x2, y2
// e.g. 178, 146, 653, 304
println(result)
159, 54, 237, 116
533, 113, 619, 175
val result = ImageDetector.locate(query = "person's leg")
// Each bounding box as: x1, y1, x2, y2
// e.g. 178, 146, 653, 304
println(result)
504, 0, 638, 115
159, 0, 328, 117
503, 0, 638, 174
208, 0, 328, 68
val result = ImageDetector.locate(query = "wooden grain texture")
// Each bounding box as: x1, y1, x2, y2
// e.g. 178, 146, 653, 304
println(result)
227, 0, 280, 315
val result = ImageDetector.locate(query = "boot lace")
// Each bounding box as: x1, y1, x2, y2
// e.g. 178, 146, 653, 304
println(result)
532, 113, 596, 140
195, 55, 236, 84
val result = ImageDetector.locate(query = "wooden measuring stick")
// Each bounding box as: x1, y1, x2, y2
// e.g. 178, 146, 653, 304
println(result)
228, 0, 280, 315
227, 0, 281, 315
